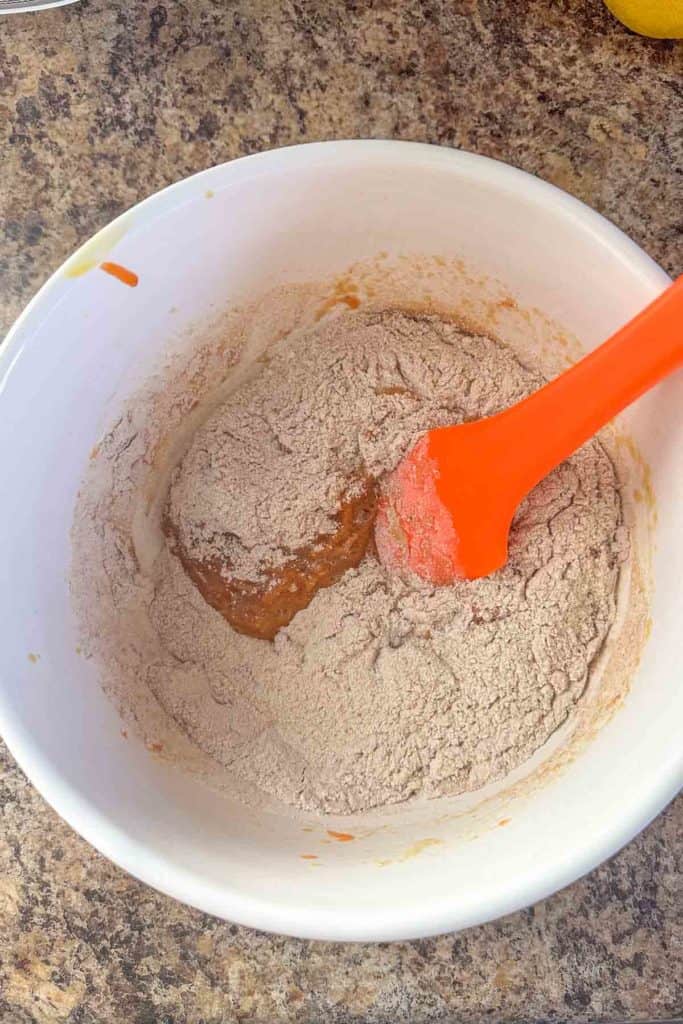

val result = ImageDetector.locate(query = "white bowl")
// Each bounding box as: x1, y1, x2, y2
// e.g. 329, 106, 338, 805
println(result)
0, 141, 681, 941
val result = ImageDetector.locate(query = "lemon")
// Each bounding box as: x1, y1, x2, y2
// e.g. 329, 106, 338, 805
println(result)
605, 0, 683, 37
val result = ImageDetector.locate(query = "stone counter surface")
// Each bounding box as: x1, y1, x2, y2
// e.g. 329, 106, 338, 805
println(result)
0, 1, 681, 1021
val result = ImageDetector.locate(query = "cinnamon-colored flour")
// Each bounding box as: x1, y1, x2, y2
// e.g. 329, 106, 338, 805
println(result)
72, 308, 629, 815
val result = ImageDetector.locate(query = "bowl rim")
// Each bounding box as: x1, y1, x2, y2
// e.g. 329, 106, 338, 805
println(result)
0, 140, 679, 941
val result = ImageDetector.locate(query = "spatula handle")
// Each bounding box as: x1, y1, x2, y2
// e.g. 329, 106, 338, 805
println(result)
500, 276, 683, 498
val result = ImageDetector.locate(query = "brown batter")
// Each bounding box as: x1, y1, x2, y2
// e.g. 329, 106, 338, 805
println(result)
164, 480, 377, 640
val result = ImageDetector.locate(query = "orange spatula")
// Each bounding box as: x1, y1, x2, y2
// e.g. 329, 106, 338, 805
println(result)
375, 277, 683, 585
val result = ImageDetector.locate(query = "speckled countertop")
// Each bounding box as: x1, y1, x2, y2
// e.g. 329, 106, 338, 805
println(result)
0, 1, 681, 1021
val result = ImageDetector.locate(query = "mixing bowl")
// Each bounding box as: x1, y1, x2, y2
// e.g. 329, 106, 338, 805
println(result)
0, 141, 680, 941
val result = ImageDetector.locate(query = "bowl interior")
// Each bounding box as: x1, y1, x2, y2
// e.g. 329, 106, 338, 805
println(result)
0, 142, 680, 940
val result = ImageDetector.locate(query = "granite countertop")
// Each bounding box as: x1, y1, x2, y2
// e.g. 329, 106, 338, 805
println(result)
1, 1, 681, 1020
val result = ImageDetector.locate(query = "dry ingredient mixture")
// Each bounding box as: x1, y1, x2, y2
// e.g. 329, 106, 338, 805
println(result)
73, 308, 629, 815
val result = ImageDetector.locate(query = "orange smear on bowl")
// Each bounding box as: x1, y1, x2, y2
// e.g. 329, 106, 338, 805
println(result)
327, 830, 355, 842
100, 262, 139, 287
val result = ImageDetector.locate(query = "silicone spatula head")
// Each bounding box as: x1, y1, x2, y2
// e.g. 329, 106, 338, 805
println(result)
375, 278, 683, 586
375, 425, 516, 583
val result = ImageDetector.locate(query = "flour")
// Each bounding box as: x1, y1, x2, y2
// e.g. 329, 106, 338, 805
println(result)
72, 308, 629, 816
